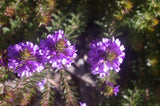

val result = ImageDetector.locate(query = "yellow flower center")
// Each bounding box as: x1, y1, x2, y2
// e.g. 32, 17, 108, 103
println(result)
20, 48, 33, 61
106, 51, 117, 62
56, 39, 67, 52
105, 86, 114, 96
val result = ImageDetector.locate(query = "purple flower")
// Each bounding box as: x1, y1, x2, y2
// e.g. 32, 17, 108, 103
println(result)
7, 42, 44, 77
79, 102, 87, 106
87, 37, 125, 77
37, 79, 46, 91
37, 79, 46, 87
39, 30, 77, 69
113, 85, 120, 96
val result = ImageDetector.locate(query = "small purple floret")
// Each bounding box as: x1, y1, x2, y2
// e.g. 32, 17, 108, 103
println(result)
0, 59, 4, 66
87, 37, 125, 77
37, 79, 46, 91
7, 42, 44, 77
39, 30, 77, 69
37, 79, 46, 87
79, 102, 87, 106
113, 85, 120, 96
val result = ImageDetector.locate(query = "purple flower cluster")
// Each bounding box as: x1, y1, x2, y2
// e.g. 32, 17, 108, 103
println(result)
7, 30, 77, 77
7, 42, 44, 77
39, 30, 77, 69
87, 37, 125, 78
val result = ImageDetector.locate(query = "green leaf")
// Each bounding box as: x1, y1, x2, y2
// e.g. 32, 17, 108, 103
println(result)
2, 27, 10, 34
